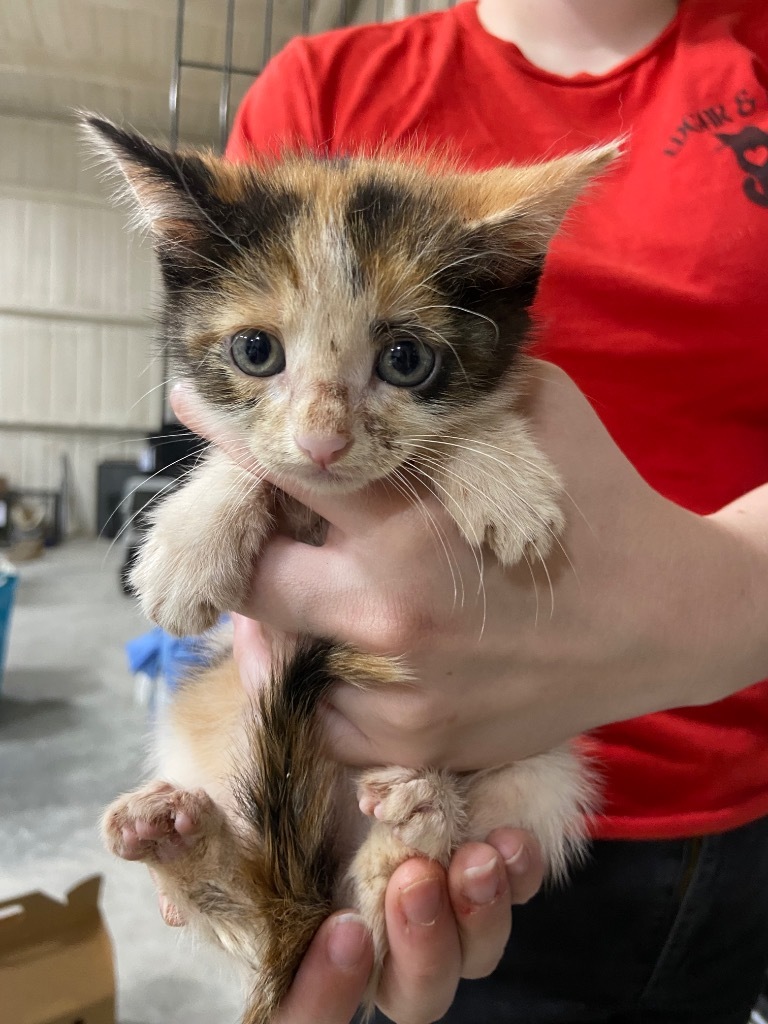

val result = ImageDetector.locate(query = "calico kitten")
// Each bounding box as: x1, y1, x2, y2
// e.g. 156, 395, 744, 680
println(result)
84, 115, 617, 1023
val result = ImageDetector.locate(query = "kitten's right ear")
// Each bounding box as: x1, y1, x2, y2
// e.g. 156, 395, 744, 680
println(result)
80, 113, 216, 245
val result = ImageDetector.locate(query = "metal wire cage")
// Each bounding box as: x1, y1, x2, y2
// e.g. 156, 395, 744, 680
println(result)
170, 0, 457, 150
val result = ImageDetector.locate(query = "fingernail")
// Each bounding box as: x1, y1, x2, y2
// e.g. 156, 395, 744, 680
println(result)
492, 835, 531, 876
504, 845, 531, 876
462, 856, 501, 906
401, 876, 443, 927
327, 913, 369, 969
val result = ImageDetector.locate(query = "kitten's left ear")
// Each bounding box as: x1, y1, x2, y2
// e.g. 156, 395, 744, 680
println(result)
458, 141, 623, 271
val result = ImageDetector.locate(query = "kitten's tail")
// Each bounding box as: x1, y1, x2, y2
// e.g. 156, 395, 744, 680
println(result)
236, 637, 402, 1024
235, 638, 341, 1023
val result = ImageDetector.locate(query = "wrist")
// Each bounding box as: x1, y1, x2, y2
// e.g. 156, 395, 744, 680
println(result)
651, 497, 768, 709
702, 490, 768, 700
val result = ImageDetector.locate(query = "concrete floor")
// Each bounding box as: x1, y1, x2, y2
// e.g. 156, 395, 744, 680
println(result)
0, 539, 241, 1024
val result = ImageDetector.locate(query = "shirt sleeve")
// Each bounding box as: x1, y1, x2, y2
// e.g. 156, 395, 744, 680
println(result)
226, 39, 321, 161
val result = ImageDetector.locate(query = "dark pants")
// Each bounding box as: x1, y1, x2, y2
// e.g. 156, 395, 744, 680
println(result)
374, 815, 768, 1024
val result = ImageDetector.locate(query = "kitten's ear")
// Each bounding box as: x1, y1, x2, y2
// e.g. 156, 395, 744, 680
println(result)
80, 113, 219, 245
458, 142, 622, 274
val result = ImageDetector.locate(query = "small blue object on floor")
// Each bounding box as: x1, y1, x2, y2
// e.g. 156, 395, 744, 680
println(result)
0, 557, 18, 690
126, 618, 225, 712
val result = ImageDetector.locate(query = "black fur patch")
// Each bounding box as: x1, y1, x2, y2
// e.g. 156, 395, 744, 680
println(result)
344, 177, 440, 291
235, 637, 340, 840
88, 115, 217, 207
159, 182, 304, 293
345, 179, 411, 248
159, 185, 304, 393
426, 241, 544, 402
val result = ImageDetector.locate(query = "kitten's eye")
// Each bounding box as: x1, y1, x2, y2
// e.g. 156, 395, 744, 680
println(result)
376, 337, 437, 388
230, 329, 285, 377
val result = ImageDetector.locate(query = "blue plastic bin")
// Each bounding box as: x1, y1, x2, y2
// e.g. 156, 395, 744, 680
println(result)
0, 558, 18, 688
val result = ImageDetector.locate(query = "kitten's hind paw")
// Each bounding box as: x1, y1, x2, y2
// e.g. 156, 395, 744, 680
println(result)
103, 781, 221, 864
357, 767, 466, 864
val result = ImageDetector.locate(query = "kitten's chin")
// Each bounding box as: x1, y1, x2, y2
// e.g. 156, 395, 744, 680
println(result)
280, 461, 386, 494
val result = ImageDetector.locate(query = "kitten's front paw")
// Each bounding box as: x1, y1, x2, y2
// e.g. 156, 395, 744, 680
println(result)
488, 499, 566, 567
130, 533, 228, 637
128, 456, 272, 637
358, 768, 466, 864
103, 781, 221, 864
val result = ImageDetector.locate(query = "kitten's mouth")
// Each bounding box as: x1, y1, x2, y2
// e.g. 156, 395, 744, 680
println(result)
289, 462, 368, 491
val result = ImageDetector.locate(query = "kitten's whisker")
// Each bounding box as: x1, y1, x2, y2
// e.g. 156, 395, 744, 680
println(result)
80, 434, 205, 455
406, 435, 578, 584
399, 319, 471, 387
408, 304, 500, 344
393, 246, 513, 308
100, 445, 211, 548
102, 458, 207, 566
386, 474, 460, 607
388, 468, 464, 611
421, 432, 594, 539
520, 545, 542, 627
534, 536, 557, 620
157, 236, 238, 279
406, 443, 559, 624
413, 435, 561, 487
395, 449, 488, 633
405, 462, 487, 638
127, 376, 174, 414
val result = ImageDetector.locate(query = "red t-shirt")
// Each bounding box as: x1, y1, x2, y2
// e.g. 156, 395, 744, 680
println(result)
227, 0, 768, 841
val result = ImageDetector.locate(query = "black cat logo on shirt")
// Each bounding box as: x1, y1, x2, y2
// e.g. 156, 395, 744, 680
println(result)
717, 126, 768, 208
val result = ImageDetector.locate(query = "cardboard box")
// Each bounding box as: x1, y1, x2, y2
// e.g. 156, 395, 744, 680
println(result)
0, 876, 115, 1024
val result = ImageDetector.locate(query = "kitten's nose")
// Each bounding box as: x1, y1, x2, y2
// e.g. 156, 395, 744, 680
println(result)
295, 432, 352, 468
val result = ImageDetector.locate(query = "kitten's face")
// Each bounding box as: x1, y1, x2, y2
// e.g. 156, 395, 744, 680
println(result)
85, 119, 617, 492
165, 160, 539, 493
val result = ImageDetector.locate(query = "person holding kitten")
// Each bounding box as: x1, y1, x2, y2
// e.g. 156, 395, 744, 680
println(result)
170, 0, 768, 1021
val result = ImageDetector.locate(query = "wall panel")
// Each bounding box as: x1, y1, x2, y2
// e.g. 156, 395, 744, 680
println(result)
0, 115, 163, 534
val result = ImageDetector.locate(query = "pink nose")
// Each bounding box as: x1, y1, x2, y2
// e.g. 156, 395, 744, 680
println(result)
295, 432, 351, 468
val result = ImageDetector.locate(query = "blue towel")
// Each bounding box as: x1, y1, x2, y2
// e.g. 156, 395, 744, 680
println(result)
126, 621, 225, 691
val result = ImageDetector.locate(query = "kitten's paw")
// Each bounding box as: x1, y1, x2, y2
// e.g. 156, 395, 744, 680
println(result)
103, 782, 221, 864
127, 453, 273, 636
129, 532, 247, 637
487, 500, 566, 567
358, 768, 466, 863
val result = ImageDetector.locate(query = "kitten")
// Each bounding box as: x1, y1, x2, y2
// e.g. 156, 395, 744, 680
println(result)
84, 115, 617, 1023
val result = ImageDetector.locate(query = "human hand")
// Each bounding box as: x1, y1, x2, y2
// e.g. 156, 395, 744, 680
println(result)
172, 361, 768, 769
272, 830, 541, 1024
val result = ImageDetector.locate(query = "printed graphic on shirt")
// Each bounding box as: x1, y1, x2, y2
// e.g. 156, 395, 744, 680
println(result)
663, 86, 768, 209
663, 88, 762, 157
716, 126, 768, 208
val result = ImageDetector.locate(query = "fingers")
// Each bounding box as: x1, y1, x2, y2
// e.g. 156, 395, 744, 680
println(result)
377, 859, 462, 1024
374, 832, 543, 1024
447, 843, 512, 979
447, 830, 543, 981
273, 912, 373, 1024
242, 535, 349, 631
487, 828, 546, 906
